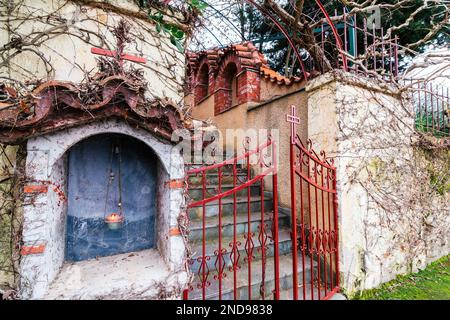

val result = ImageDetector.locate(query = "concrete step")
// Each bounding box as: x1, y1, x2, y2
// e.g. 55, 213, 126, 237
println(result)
188, 196, 273, 220
188, 183, 260, 201
189, 227, 292, 274
189, 211, 290, 241
187, 253, 316, 300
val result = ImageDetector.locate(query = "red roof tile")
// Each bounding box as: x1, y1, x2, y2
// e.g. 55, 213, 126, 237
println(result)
187, 42, 305, 86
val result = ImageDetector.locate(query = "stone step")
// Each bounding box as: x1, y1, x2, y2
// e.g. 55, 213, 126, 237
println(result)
187, 172, 248, 186
187, 253, 316, 300
189, 227, 292, 274
188, 183, 261, 201
189, 211, 290, 241
188, 196, 273, 220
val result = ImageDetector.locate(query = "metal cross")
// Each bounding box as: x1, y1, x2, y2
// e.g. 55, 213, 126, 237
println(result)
90, 22, 146, 68
286, 105, 300, 144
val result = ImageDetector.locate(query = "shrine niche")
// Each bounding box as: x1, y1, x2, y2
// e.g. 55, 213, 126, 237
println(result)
0, 20, 189, 299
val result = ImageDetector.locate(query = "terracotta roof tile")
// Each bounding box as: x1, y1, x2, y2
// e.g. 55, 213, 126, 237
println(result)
187, 42, 305, 86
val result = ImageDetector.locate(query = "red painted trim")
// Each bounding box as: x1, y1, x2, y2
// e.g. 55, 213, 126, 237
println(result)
322, 287, 340, 300
314, 0, 348, 71
21, 244, 46, 255
23, 185, 48, 194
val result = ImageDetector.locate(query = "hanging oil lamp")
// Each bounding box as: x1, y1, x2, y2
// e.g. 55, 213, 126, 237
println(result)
104, 143, 125, 230
105, 212, 124, 230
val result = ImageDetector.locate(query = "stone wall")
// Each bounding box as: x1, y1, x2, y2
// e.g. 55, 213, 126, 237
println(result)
306, 71, 450, 296
0, 0, 185, 102
18, 119, 186, 299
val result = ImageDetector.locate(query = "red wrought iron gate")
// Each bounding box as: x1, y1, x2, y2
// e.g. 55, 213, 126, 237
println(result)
287, 105, 340, 300
183, 106, 339, 300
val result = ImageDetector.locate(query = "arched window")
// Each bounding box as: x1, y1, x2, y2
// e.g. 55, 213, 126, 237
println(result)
194, 64, 209, 104
223, 63, 238, 111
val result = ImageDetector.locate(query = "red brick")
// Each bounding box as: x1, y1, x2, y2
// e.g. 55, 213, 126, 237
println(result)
24, 185, 48, 194
169, 227, 181, 236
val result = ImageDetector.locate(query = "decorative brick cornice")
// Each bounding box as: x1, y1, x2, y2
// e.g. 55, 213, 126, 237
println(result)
187, 41, 307, 112
169, 227, 181, 236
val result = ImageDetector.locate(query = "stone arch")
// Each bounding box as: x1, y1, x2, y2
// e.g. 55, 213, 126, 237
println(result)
20, 119, 186, 299
194, 61, 210, 104
214, 53, 249, 115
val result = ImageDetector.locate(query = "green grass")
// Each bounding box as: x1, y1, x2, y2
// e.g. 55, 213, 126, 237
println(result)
354, 255, 450, 300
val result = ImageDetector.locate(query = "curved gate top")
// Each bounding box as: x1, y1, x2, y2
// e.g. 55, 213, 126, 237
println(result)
287, 105, 340, 300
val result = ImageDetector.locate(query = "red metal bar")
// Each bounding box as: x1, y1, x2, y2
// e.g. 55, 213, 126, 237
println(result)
394, 36, 399, 78
418, 81, 422, 129
244, 0, 309, 80
363, 18, 368, 75
321, 23, 325, 73
344, 9, 348, 54
307, 159, 314, 300
218, 166, 223, 300
313, 162, 321, 299
91, 47, 147, 64
202, 170, 207, 300
272, 140, 280, 300
354, 14, 358, 73
322, 286, 340, 300
187, 140, 273, 174
389, 35, 393, 79
320, 165, 327, 296
430, 82, 434, 132
327, 169, 334, 290
246, 150, 252, 300
260, 177, 266, 300
381, 28, 385, 77
299, 151, 307, 300
290, 132, 299, 300
372, 25, 376, 73
183, 288, 189, 300
188, 173, 273, 207
232, 156, 238, 300
332, 169, 340, 289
